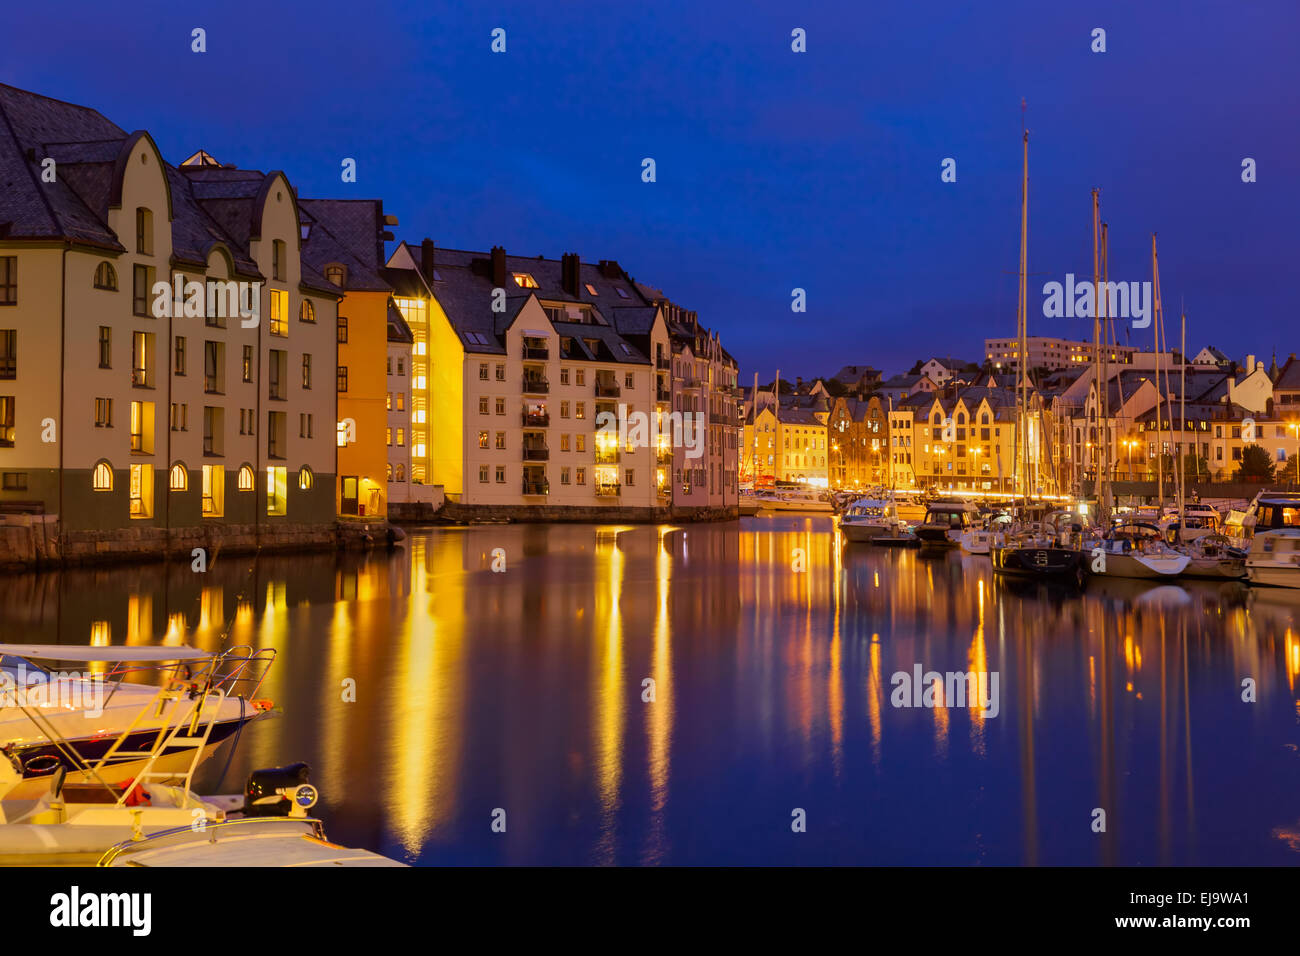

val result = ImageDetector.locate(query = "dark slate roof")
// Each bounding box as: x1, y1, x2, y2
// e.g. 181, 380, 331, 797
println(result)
0, 84, 127, 248
407, 245, 656, 361
298, 198, 390, 293
1275, 356, 1300, 390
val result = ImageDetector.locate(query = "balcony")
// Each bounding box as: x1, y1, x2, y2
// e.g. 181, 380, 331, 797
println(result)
595, 446, 620, 465
522, 375, 549, 395
522, 444, 550, 462
522, 345, 549, 360
656, 386, 671, 402
595, 380, 621, 398
656, 445, 673, 463
656, 355, 671, 370
522, 480, 550, 496
595, 483, 621, 497
521, 410, 550, 427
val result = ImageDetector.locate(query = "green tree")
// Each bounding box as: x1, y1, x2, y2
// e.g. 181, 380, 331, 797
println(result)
1233, 444, 1275, 482
1278, 455, 1300, 485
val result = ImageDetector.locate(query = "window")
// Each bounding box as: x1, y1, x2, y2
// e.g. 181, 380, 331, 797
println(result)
169, 463, 188, 491
337, 317, 348, 343
204, 340, 224, 394
0, 257, 16, 305
337, 366, 348, 392
479, 363, 489, 381
478, 396, 489, 415
170, 335, 186, 376
626, 469, 634, 487
560, 368, 570, 385
495, 398, 505, 416
203, 406, 223, 456
269, 290, 288, 336
0, 330, 14, 379
129, 401, 154, 454
135, 208, 153, 256
386, 427, 392, 446
495, 364, 505, 381
576, 369, 586, 387
95, 397, 112, 428
561, 434, 570, 452
495, 466, 506, 483
576, 467, 586, 486
99, 326, 112, 368
201, 465, 224, 517
561, 401, 570, 419
478, 432, 488, 449
242, 345, 254, 383
267, 411, 287, 459
133, 264, 153, 316
169, 402, 187, 432
128, 463, 153, 518
301, 353, 312, 389
325, 264, 345, 287
395, 464, 405, 481
92, 461, 113, 491
94, 261, 117, 290
576, 434, 585, 453
266, 466, 287, 515
495, 432, 505, 450
396, 428, 404, 447
0, 396, 13, 446
576, 402, 585, 420
397, 359, 404, 375
615, 288, 629, 299
298, 466, 313, 491
584, 283, 598, 296
298, 413, 313, 438
2, 472, 28, 491
512, 273, 538, 288
387, 357, 392, 375
272, 240, 286, 281
300, 300, 315, 323
625, 373, 634, 389
561, 467, 571, 484
237, 464, 255, 491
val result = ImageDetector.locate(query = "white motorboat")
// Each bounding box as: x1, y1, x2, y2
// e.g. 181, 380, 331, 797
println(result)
1245, 529, 1300, 588
0, 644, 274, 801
840, 497, 910, 543
914, 499, 980, 548
1225, 490, 1300, 547
1160, 503, 1225, 543
750, 487, 834, 514
99, 816, 406, 867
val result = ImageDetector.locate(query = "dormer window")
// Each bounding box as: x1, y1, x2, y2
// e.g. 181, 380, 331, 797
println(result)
512, 273, 539, 288
615, 288, 630, 299
585, 283, 598, 296
325, 264, 346, 287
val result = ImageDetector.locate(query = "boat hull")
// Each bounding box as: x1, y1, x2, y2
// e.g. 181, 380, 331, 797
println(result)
1246, 565, 1300, 588
992, 546, 1086, 584
1091, 553, 1189, 579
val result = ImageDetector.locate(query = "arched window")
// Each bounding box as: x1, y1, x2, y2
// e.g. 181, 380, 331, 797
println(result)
325, 264, 345, 287
237, 464, 255, 491
299, 300, 315, 323
298, 466, 313, 491
169, 463, 188, 491
92, 461, 113, 491
396, 464, 405, 481
94, 262, 117, 290
386, 462, 393, 480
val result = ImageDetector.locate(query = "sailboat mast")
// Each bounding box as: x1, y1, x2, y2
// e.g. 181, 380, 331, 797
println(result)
1179, 308, 1187, 541
1018, 127, 1029, 506
1151, 234, 1164, 508
1101, 221, 1112, 521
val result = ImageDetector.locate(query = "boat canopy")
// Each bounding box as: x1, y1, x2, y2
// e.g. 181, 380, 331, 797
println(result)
0, 644, 215, 663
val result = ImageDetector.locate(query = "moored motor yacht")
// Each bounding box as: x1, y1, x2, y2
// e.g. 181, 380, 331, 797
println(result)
1245, 528, 1300, 588
0, 644, 274, 800
839, 497, 909, 543
914, 499, 980, 548
1225, 490, 1300, 547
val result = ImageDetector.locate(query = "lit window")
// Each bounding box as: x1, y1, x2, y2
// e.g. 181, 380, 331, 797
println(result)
202, 465, 224, 516
299, 300, 315, 323
128, 463, 154, 518
94, 262, 117, 291
169, 463, 188, 491
585, 283, 598, 296
92, 461, 113, 491
512, 273, 539, 288
266, 466, 287, 515
237, 465, 255, 491
298, 466, 313, 490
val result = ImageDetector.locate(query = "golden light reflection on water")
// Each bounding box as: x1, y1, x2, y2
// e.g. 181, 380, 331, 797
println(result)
2, 519, 1299, 864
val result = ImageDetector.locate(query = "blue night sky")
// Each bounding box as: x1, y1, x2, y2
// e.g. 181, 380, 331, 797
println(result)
5, 0, 1297, 379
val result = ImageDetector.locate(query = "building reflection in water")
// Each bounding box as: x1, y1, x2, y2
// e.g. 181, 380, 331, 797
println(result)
0, 515, 1296, 865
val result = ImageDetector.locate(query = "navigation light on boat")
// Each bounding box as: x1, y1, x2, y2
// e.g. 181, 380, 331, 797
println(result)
245, 762, 314, 817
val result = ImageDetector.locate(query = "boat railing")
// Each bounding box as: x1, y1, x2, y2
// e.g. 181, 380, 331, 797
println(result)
97, 816, 329, 867
101, 646, 275, 707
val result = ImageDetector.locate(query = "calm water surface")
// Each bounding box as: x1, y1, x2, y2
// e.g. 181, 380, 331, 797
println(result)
3, 516, 1299, 865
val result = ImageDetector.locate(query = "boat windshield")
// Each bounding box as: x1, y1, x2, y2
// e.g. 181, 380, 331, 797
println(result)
1256, 503, 1300, 530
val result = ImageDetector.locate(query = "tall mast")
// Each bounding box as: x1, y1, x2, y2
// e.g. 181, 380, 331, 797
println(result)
1018, 121, 1030, 506
1100, 220, 1113, 522
1091, 190, 1104, 519
1151, 234, 1164, 508
1178, 307, 1187, 540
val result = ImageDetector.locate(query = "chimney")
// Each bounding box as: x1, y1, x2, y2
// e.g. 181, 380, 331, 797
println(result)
561, 253, 580, 296
1246, 354, 1256, 375
421, 238, 436, 283
597, 259, 621, 278
490, 246, 506, 288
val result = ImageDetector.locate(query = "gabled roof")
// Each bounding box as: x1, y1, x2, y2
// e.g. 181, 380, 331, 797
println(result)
298, 198, 390, 293
1274, 355, 1300, 391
